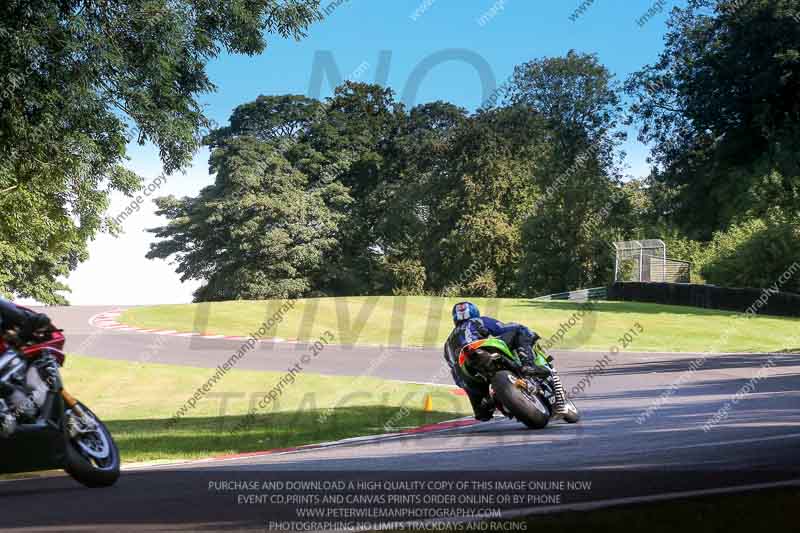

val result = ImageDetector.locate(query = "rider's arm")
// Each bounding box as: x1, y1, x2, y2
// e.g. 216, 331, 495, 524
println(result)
443, 342, 453, 367
0, 297, 25, 327
443, 334, 469, 388
0, 299, 51, 339
443, 330, 460, 368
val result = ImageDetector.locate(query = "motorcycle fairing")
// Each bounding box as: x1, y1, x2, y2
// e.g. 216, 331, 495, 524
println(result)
457, 338, 522, 381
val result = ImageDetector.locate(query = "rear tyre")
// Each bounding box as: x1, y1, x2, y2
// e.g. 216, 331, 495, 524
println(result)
63, 402, 120, 488
491, 371, 550, 429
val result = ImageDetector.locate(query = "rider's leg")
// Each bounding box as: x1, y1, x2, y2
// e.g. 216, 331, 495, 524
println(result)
495, 329, 540, 367
464, 383, 494, 421
451, 367, 494, 421
498, 330, 568, 415
449, 366, 467, 389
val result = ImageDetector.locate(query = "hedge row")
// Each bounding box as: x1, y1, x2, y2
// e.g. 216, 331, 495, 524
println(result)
607, 282, 800, 318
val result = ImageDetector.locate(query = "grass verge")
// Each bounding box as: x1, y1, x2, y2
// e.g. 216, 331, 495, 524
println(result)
62, 355, 471, 463
119, 296, 800, 353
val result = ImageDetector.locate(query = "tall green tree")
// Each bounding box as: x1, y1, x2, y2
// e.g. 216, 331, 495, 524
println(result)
507, 50, 624, 160
507, 52, 626, 294
147, 136, 349, 301
380, 101, 469, 292
379, 102, 550, 296
434, 105, 547, 296
298, 82, 407, 295
627, 0, 800, 238
0, 0, 320, 302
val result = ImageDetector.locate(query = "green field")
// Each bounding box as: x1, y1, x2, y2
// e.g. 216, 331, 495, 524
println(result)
62, 355, 470, 463
120, 296, 800, 353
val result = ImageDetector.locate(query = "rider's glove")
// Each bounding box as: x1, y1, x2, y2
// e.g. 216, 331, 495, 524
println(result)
19, 313, 52, 341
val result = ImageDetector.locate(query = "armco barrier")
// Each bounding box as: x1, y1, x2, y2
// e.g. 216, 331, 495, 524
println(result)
607, 282, 800, 318
534, 287, 607, 302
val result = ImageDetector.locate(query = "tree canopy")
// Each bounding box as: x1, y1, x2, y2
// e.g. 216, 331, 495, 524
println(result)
0, 0, 320, 303
148, 136, 349, 300
151, 2, 800, 299
6, 0, 798, 301
627, 0, 800, 239
149, 53, 629, 300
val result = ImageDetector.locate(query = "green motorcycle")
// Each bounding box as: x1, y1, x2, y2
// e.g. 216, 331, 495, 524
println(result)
457, 338, 580, 429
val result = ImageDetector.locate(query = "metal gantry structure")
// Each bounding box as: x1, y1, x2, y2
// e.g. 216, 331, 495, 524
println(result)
613, 239, 668, 283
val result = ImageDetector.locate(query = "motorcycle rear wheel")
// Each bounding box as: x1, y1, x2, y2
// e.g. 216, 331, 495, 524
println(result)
63, 402, 120, 488
491, 371, 550, 429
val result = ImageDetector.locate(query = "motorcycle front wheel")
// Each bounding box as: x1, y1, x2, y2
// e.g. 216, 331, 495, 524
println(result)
491, 371, 550, 429
63, 402, 121, 488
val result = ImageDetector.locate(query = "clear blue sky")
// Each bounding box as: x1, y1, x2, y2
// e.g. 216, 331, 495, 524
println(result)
63, 0, 682, 305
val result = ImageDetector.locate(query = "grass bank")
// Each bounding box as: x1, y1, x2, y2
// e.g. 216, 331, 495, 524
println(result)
62, 355, 470, 463
119, 297, 800, 353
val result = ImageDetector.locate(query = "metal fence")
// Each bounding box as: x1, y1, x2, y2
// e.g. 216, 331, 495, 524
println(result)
613, 239, 668, 283
534, 286, 608, 301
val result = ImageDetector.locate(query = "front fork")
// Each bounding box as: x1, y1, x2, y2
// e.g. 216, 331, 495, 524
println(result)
61, 389, 97, 439
35, 354, 85, 419
35, 352, 91, 430
62, 388, 80, 411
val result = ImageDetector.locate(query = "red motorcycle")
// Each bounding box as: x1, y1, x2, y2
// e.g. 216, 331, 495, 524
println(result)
0, 303, 120, 487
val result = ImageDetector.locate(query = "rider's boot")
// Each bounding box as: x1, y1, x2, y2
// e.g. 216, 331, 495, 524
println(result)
550, 370, 569, 417
465, 385, 495, 421
517, 347, 569, 417
474, 396, 496, 421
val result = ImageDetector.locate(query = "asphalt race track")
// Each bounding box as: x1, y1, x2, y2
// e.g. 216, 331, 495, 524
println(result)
1, 306, 799, 531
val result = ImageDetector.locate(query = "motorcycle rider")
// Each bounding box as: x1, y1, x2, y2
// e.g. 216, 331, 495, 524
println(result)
444, 301, 567, 421
0, 297, 57, 434
0, 297, 51, 341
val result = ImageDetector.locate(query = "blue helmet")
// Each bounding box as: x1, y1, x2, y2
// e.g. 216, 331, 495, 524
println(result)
452, 301, 480, 325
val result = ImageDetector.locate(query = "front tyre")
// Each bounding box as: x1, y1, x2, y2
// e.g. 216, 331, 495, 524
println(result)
491, 371, 550, 429
63, 402, 120, 488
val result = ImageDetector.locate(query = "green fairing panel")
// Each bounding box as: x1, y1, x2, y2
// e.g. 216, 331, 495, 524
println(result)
479, 338, 517, 361
458, 338, 523, 383
534, 347, 549, 367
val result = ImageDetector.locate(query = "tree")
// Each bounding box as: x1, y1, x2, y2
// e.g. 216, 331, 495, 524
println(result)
205, 95, 324, 146
0, 0, 320, 302
298, 82, 407, 295
506, 50, 625, 160
626, 0, 800, 238
147, 137, 349, 301
701, 211, 800, 293
507, 52, 626, 295
381, 102, 550, 296
378, 101, 468, 292
434, 106, 546, 296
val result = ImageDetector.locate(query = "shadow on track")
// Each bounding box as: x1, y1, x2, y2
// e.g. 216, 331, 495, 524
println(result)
573, 353, 800, 377
100, 405, 467, 462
